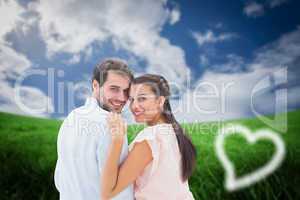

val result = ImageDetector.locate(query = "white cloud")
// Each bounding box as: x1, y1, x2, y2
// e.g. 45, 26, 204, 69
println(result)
1, 0, 189, 118
0, 44, 54, 117
200, 55, 209, 66
1, 0, 298, 123
210, 54, 245, 73
175, 26, 300, 122
243, 2, 265, 18
192, 30, 236, 46
65, 53, 81, 65
0, 43, 31, 80
0, 1, 54, 117
253, 26, 300, 68
31, 0, 109, 56
84, 46, 93, 62
174, 67, 275, 123
269, 0, 288, 8
0, 0, 24, 41
0, 83, 54, 118
169, 6, 181, 25
243, 0, 288, 18
30, 0, 189, 85
15, 86, 55, 117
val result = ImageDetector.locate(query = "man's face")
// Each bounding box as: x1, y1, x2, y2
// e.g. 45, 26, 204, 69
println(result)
93, 71, 131, 113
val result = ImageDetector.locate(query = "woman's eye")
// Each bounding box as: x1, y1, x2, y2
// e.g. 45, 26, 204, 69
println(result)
137, 97, 146, 102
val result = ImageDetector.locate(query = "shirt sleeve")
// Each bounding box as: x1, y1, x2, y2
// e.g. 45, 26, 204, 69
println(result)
129, 127, 161, 176
54, 112, 75, 192
95, 122, 111, 173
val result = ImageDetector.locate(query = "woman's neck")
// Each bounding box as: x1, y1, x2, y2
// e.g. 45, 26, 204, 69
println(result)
147, 115, 168, 126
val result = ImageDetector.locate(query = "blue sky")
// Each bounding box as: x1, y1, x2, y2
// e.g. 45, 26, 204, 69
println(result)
0, 0, 300, 123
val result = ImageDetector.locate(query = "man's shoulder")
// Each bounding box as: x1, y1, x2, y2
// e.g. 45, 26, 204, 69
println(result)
59, 105, 109, 137
64, 104, 108, 124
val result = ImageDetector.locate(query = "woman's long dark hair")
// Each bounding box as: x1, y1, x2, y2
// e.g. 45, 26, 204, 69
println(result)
132, 74, 197, 181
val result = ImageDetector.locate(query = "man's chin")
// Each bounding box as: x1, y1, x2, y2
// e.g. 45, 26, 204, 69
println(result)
111, 106, 123, 113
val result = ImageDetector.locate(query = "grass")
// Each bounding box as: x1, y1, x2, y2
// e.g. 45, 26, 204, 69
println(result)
0, 110, 299, 200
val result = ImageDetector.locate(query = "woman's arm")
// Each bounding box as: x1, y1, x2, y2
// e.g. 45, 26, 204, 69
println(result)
101, 113, 153, 199
100, 136, 124, 200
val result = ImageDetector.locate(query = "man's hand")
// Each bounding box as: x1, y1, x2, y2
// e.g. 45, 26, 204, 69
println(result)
107, 112, 127, 140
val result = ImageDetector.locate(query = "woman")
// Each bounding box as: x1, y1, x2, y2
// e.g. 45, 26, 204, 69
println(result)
101, 74, 197, 200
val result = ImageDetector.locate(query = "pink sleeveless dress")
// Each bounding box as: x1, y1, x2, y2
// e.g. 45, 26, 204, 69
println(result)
129, 123, 195, 200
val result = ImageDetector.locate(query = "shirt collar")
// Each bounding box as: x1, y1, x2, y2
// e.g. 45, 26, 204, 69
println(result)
85, 96, 110, 114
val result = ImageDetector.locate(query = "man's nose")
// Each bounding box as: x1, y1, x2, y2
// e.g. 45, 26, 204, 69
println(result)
117, 91, 127, 102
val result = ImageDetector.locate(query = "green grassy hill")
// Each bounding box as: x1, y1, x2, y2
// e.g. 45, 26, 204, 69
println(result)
0, 110, 299, 200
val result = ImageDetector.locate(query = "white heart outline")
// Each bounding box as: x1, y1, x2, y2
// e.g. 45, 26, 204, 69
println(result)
215, 124, 286, 191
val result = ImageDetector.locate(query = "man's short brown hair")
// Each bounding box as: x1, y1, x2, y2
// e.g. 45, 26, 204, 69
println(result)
92, 58, 134, 87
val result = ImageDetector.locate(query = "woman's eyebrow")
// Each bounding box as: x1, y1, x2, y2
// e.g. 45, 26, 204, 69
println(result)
129, 93, 153, 98
137, 93, 149, 96
129, 94, 148, 98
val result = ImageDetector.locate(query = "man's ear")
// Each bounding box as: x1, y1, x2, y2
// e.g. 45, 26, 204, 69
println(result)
92, 79, 99, 91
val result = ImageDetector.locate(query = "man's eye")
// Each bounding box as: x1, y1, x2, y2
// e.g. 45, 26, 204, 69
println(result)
110, 87, 119, 92
124, 91, 129, 98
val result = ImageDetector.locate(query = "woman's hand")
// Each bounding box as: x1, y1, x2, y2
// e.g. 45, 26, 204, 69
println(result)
102, 112, 127, 199
107, 112, 127, 141
102, 113, 153, 199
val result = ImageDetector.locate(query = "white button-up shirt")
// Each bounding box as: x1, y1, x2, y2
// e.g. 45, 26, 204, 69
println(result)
54, 97, 134, 200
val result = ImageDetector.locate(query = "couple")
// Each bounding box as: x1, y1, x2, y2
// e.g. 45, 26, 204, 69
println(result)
54, 58, 197, 200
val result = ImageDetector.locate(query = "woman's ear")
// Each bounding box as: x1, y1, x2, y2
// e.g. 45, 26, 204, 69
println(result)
158, 96, 166, 110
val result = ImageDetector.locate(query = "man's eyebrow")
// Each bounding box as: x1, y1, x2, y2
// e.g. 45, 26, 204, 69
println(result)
109, 85, 131, 92
109, 85, 120, 88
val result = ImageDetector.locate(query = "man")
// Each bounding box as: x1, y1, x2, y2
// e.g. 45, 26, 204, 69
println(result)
54, 58, 134, 200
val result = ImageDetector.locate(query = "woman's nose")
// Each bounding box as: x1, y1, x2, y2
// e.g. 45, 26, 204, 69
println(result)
130, 99, 139, 110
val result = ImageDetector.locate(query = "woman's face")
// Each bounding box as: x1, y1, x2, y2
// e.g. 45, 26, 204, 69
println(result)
129, 83, 165, 124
